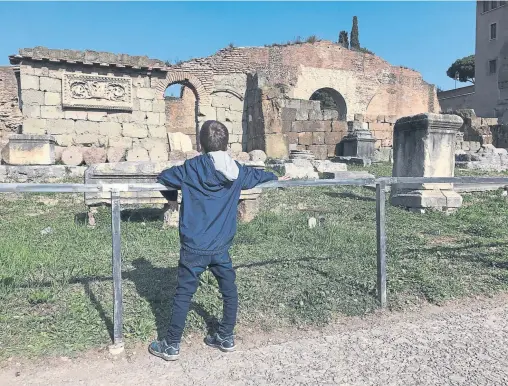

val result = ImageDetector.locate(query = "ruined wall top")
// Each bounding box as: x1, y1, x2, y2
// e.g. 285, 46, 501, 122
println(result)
173, 40, 433, 89
9, 46, 167, 70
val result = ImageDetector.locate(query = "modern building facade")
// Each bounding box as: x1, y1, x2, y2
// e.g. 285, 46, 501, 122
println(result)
438, 1, 507, 117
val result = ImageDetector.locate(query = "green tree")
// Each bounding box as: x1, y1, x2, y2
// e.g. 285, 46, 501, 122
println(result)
311, 90, 337, 110
446, 55, 475, 84
338, 31, 349, 49
350, 16, 360, 50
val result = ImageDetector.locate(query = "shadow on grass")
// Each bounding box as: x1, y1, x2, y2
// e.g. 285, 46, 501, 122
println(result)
324, 191, 376, 202
401, 241, 508, 269
74, 207, 168, 227
77, 258, 218, 340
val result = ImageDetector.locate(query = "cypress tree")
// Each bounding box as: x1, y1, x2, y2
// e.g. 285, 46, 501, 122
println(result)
350, 16, 360, 50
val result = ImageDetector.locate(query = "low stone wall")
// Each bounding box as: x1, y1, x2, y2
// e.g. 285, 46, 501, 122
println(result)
0, 165, 86, 182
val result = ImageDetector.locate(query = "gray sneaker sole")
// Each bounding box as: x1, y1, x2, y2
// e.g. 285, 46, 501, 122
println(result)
204, 339, 235, 353
148, 345, 179, 361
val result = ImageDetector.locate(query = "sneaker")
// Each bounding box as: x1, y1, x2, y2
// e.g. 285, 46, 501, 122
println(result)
148, 339, 180, 361
204, 333, 235, 352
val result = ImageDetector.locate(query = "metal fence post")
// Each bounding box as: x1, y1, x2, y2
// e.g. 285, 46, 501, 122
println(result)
376, 181, 387, 308
109, 190, 124, 354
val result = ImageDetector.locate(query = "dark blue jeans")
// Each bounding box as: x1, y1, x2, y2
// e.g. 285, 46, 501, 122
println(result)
165, 249, 238, 344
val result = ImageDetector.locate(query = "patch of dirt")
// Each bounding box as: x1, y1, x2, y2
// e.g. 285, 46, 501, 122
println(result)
2, 293, 508, 385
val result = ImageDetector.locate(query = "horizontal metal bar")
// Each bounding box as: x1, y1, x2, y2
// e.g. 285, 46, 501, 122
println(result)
0, 176, 508, 194
380, 177, 508, 185
0, 183, 102, 193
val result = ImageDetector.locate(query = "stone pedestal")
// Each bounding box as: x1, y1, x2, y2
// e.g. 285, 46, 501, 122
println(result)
335, 121, 376, 166
1, 134, 56, 165
390, 113, 464, 212
341, 122, 376, 159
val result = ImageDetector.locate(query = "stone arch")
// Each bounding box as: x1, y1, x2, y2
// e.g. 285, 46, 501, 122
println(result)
309, 87, 347, 120
211, 88, 244, 101
159, 72, 209, 151
155, 71, 210, 104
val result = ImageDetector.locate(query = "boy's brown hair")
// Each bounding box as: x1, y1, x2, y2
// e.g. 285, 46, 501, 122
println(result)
199, 120, 229, 153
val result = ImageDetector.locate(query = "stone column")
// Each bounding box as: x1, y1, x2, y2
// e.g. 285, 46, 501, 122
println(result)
390, 113, 463, 213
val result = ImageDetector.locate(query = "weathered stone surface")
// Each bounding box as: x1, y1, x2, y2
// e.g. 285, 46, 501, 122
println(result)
74, 134, 99, 146
22, 118, 47, 135
40, 106, 63, 119
456, 144, 508, 171
265, 134, 288, 159
185, 150, 200, 159
21, 90, 45, 106
232, 152, 250, 162
323, 109, 339, 120
61, 146, 84, 166
44, 92, 61, 106
168, 150, 186, 161
148, 125, 167, 138
126, 147, 150, 162
237, 198, 261, 223
230, 143, 243, 153
148, 143, 169, 162
21, 75, 39, 90
391, 113, 463, 211
46, 119, 74, 135
308, 145, 328, 160
249, 150, 267, 162
98, 121, 122, 137
1, 134, 56, 165
39, 77, 61, 92
108, 136, 133, 149
312, 160, 347, 173
83, 147, 107, 165
106, 147, 126, 163
168, 132, 193, 152
298, 132, 312, 146
123, 123, 148, 138
64, 110, 88, 120
312, 132, 325, 145
270, 159, 319, 179
0, 165, 86, 183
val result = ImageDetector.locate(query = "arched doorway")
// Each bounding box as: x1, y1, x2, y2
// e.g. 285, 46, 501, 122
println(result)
164, 82, 199, 149
310, 88, 347, 121
155, 72, 210, 151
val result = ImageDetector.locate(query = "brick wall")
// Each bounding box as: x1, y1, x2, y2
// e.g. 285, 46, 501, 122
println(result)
363, 114, 396, 149
0, 66, 22, 145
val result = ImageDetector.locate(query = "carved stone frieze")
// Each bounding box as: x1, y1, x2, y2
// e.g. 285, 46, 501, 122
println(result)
62, 73, 133, 111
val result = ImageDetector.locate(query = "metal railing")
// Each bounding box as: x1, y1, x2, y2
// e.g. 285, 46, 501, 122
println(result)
1, 175, 508, 349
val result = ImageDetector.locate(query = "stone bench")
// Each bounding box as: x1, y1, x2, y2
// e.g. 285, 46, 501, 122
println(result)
84, 160, 265, 227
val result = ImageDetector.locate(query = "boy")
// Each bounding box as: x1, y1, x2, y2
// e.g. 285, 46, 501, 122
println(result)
149, 120, 289, 361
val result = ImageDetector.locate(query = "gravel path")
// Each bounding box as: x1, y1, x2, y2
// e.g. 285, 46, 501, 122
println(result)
2, 295, 508, 386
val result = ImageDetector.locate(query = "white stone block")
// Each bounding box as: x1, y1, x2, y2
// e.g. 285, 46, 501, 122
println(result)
21, 75, 40, 90
39, 77, 61, 92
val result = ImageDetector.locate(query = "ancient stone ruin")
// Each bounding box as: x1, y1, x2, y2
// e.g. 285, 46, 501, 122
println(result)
0, 42, 453, 220
0, 43, 438, 170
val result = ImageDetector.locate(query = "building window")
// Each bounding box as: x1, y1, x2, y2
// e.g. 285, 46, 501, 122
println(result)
492, 1, 499, 9
502, 1, 507, 5
491, 23, 497, 39
484, 1, 490, 12
490, 59, 497, 74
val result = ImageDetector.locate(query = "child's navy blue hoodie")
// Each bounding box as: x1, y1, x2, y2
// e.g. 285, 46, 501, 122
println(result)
157, 153, 277, 256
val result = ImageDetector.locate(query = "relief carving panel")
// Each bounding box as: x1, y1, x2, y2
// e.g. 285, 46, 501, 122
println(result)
62, 73, 133, 111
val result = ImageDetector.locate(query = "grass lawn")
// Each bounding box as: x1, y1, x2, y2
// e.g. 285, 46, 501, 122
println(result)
1, 163, 508, 359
